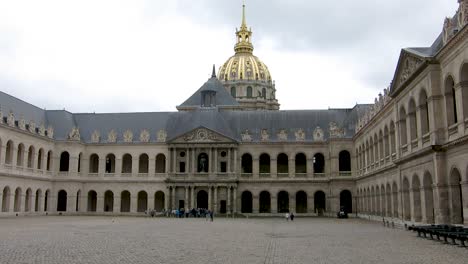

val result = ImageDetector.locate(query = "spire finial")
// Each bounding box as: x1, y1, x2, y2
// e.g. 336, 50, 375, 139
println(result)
241, 0, 247, 28
211, 64, 216, 78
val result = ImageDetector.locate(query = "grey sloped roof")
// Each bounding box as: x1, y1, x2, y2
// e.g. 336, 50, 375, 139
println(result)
45, 110, 75, 140
0, 91, 46, 124
178, 76, 239, 108
405, 33, 443, 58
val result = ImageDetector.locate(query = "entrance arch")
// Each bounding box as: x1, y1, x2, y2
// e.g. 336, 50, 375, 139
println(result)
121, 191, 131, 212
449, 168, 464, 224
87, 190, 97, 212
259, 191, 271, 213
104, 191, 114, 212
57, 190, 67, 212
241, 191, 253, 213
339, 190, 352, 214
314, 191, 326, 215
277, 191, 289, 213
197, 190, 208, 209
154, 191, 165, 211
296, 191, 307, 213
137, 191, 148, 212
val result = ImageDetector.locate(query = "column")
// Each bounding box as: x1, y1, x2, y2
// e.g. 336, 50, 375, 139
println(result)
9, 193, 15, 213
165, 152, 170, 174
253, 156, 259, 179
433, 153, 450, 224
209, 148, 213, 174
233, 149, 238, 175
0, 143, 5, 166
271, 158, 277, 178
227, 149, 231, 173
213, 186, 218, 213
233, 187, 237, 214
67, 194, 76, 213
191, 186, 195, 209
307, 195, 314, 214
98, 157, 105, 176
79, 193, 87, 213
227, 186, 231, 214
131, 195, 138, 213
113, 194, 121, 213
461, 181, 468, 225
271, 195, 277, 213
288, 157, 295, 178
164, 188, 170, 210
69, 155, 78, 174
252, 193, 259, 213
132, 157, 139, 175
213, 148, 218, 174
148, 157, 156, 176
172, 148, 177, 173
11, 147, 17, 168
184, 186, 189, 209
191, 148, 196, 173
96, 194, 103, 213
171, 186, 176, 209
306, 157, 313, 178
0, 190, 3, 212
208, 186, 212, 210
148, 192, 155, 211
289, 194, 296, 213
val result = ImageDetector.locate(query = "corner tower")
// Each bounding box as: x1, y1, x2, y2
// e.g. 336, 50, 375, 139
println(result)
218, 2, 280, 110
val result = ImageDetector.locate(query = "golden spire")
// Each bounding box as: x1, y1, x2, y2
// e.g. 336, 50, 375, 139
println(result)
234, 0, 253, 54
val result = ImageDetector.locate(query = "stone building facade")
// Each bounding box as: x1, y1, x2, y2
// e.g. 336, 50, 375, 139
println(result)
0, 2, 467, 225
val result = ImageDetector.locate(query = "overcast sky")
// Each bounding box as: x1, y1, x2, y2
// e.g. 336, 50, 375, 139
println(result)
0, 0, 459, 113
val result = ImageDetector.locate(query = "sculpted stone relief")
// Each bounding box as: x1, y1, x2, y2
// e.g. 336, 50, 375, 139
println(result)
123, 130, 133, 143
157, 129, 167, 142
241, 129, 252, 142
47, 126, 54, 139
39, 124, 46, 136
28, 120, 36, 133
7, 112, 15, 127
399, 56, 424, 86
0, 108, 3, 124
140, 129, 150, 142
260, 129, 269, 141
108, 130, 117, 143
91, 130, 100, 143
183, 128, 218, 142
460, 1, 468, 27
329, 122, 345, 138
68, 127, 80, 141
18, 116, 26, 130
277, 129, 288, 141
313, 127, 324, 141
295, 129, 305, 141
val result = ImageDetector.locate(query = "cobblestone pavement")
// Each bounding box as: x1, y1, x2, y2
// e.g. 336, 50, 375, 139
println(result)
0, 216, 467, 264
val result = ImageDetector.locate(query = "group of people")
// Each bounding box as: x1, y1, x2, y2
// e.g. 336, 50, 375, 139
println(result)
147, 208, 215, 221
285, 212, 295, 221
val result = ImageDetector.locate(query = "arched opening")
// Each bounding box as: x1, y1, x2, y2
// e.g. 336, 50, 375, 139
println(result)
378, 131, 384, 163
57, 190, 67, 212
259, 191, 271, 213
295, 153, 307, 173
59, 151, 70, 172
197, 153, 209, 173
16, 143, 24, 167
392, 182, 398, 217
105, 154, 115, 173
408, 99, 418, 142
27, 146, 35, 168
14, 187, 22, 212
369, 137, 375, 165
122, 154, 132, 173
35, 189, 41, 212
87, 190, 97, 212
137, 191, 147, 212
370, 187, 375, 214
296, 191, 307, 213
460, 63, 468, 119
241, 154, 252, 173
277, 191, 289, 213
402, 178, 411, 220
390, 121, 396, 155
449, 168, 463, 224
423, 173, 434, 223
46, 151, 53, 171
313, 153, 325, 173
314, 191, 326, 215
384, 126, 390, 158
412, 175, 422, 222
89, 154, 99, 173
44, 190, 50, 211
5, 140, 13, 164
197, 190, 208, 209
24, 188, 32, 212
231, 86, 236, 97
37, 149, 44, 169
154, 191, 165, 211
445, 76, 458, 126
399, 107, 408, 146
77, 153, 82, 173
138, 154, 149, 173
262, 88, 266, 99
120, 191, 131, 212
340, 190, 352, 214
241, 191, 253, 213
104, 191, 114, 212
376, 186, 381, 216
259, 153, 270, 174
386, 184, 392, 217
339, 150, 351, 172
247, 86, 253, 98
76, 190, 81, 211
277, 153, 289, 174
2, 186, 10, 212
155, 154, 166, 173
419, 90, 429, 135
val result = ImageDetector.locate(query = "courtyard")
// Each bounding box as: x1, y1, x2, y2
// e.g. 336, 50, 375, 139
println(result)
0, 216, 466, 263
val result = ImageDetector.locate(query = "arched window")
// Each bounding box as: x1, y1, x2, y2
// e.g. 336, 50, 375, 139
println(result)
445, 76, 458, 126
104, 191, 114, 212
247, 86, 253, 98
460, 63, 468, 119
384, 126, 390, 158
296, 191, 307, 213
155, 154, 166, 173
259, 153, 270, 174
89, 154, 99, 173
105, 154, 115, 173
399, 106, 408, 146
27, 146, 35, 168
295, 153, 307, 173
259, 191, 271, 213
87, 190, 97, 212
197, 153, 209, 173
390, 121, 396, 155
339, 150, 351, 172
313, 153, 325, 173
231, 86, 236, 97
16, 143, 25, 167
419, 90, 429, 135
37, 148, 44, 169
408, 99, 418, 141
340, 190, 352, 214
241, 154, 252, 173
277, 153, 289, 174
57, 190, 67, 212
5, 140, 13, 164
262, 88, 266, 99
139, 153, 149, 173
122, 154, 132, 173
59, 151, 70, 172
46, 151, 53, 171
277, 191, 289, 213
241, 191, 253, 213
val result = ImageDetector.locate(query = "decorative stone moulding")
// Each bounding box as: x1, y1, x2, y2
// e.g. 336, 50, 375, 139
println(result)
313, 127, 324, 141
28, 120, 36, 133
7, 111, 15, 127
260, 129, 269, 141
123, 130, 133, 143
241, 129, 252, 142
107, 130, 117, 143
91, 130, 100, 143
295, 129, 305, 141
329, 122, 345, 138
277, 129, 288, 141
18, 116, 26, 130
157, 129, 167, 142
39, 124, 46, 136
68, 127, 80, 141
140, 129, 150, 142
183, 128, 218, 142
47, 126, 54, 139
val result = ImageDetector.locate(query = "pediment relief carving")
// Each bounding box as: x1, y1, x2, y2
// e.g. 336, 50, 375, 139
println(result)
172, 127, 234, 143
395, 54, 424, 89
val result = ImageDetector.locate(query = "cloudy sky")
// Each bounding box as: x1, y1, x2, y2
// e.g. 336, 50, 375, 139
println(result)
0, 0, 459, 113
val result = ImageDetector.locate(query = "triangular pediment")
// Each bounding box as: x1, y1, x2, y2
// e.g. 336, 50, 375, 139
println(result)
169, 126, 237, 144
389, 49, 427, 96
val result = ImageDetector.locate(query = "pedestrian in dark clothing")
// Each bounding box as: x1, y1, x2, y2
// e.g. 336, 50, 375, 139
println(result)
210, 210, 214, 222
290, 212, 295, 221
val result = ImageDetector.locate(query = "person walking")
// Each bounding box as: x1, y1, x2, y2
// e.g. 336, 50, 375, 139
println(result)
285, 212, 290, 221
210, 210, 214, 222
290, 212, 295, 221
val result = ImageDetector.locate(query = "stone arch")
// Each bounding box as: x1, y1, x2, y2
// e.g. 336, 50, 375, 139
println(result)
411, 174, 422, 222
139, 153, 149, 173
295, 153, 307, 173
2, 186, 10, 212
122, 154, 132, 173
277, 191, 289, 213
59, 151, 70, 172
27, 145, 35, 168
154, 191, 165, 211
313, 153, 325, 173
89, 154, 99, 173
386, 183, 392, 217
259, 153, 270, 174
314, 191, 326, 215
339, 150, 351, 172
46, 150, 53, 171
44, 189, 50, 211
370, 186, 375, 214
378, 130, 384, 163
277, 153, 289, 174
408, 98, 418, 141
24, 188, 32, 212
230, 86, 236, 97
340, 190, 352, 214
14, 187, 22, 212
259, 191, 271, 213
155, 154, 166, 173
390, 121, 396, 155
35, 189, 42, 212
384, 126, 390, 157
380, 184, 386, 216
104, 190, 114, 212
247, 86, 253, 98
76, 190, 81, 212
392, 182, 398, 217
449, 168, 463, 224
419, 89, 430, 135
37, 148, 44, 170
87, 190, 97, 212
241, 153, 253, 173
445, 75, 458, 126
296, 191, 307, 213
57, 190, 67, 212
369, 137, 375, 165
376, 185, 381, 216
399, 106, 408, 146
459, 63, 468, 119
241, 191, 253, 213
423, 172, 434, 223
5, 140, 13, 164
402, 177, 411, 220
197, 190, 208, 209
137, 191, 148, 212
16, 143, 25, 167
105, 154, 116, 173
120, 190, 131, 212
